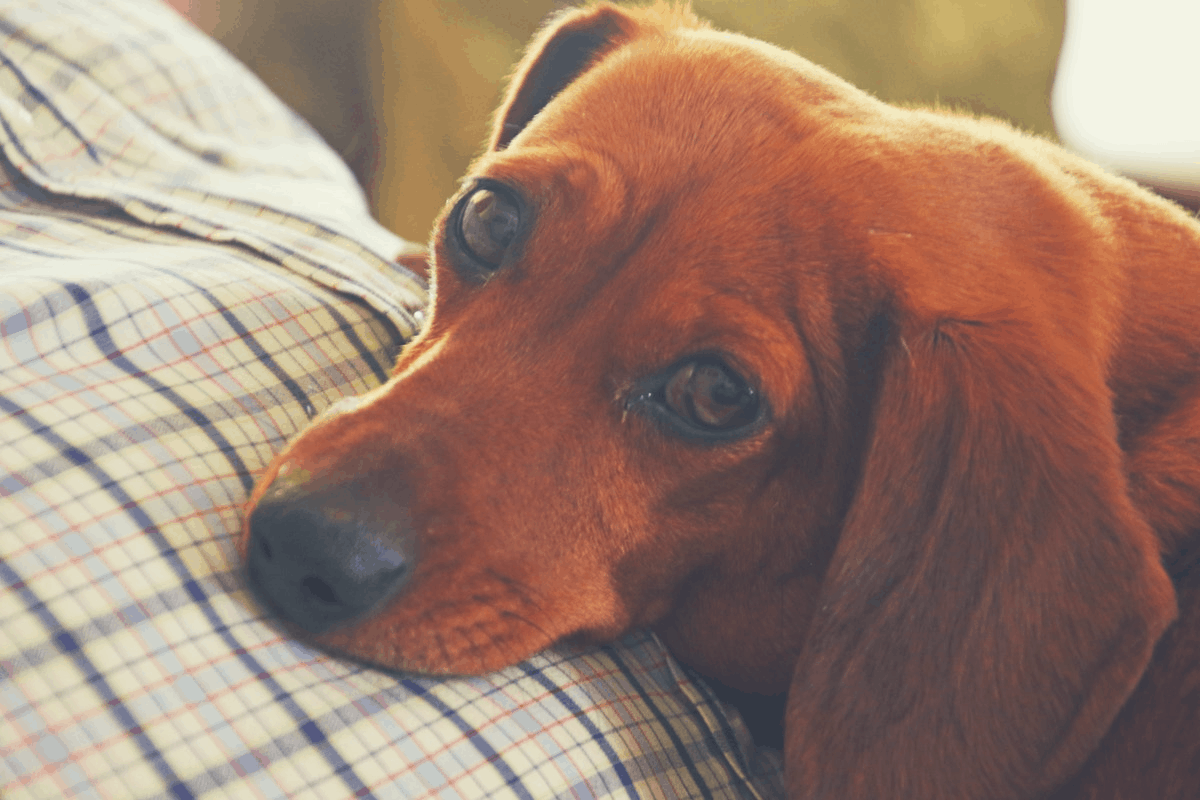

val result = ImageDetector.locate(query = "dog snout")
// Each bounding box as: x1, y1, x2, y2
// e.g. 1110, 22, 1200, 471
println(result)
246, 472, 413, 636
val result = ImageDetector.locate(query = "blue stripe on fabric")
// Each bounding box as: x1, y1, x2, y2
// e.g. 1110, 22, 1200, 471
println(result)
0, 34, 101, 164
677, 665, 765, 796
162, 267, 396, 405
54, 196, 409, 392
286, 288, 395, 385
2, 229, 398, 420
518, 662, 640, 798
62, 281, 257, 494
607, 648, 716, 800
0, 422, 191, 798
0, 369, 377, 799
400, 678, 537, 800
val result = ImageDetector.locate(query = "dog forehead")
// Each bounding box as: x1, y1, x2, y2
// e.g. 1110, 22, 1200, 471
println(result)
515, 25, 874, 164
468, 29, 883, 276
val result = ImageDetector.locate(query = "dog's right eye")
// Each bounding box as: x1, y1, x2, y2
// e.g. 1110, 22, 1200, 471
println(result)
453, 185, 522, 273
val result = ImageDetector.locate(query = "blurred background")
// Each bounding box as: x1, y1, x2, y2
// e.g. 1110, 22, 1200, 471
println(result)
169, 0, 1069, 242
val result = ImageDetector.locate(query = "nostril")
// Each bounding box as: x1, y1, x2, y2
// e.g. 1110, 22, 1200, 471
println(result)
246, 479, 414, 634
301, 575, 339, 606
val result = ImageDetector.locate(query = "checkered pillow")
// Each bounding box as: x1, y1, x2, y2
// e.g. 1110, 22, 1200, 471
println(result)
0, 1, 784, 798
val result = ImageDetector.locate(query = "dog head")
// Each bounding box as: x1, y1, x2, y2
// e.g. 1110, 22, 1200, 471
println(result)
242, 4, 1175, 798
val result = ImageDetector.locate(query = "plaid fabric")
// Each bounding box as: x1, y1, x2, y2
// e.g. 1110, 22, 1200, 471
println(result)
0, 1, 786, 798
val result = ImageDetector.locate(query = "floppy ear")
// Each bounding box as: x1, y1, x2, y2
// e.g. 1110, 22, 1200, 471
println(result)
489, 4, 638, 152
785, 313, 1177, 799
490, 3, 704, 151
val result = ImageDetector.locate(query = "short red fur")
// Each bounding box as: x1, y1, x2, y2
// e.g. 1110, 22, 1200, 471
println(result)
241, 4, 1200, 798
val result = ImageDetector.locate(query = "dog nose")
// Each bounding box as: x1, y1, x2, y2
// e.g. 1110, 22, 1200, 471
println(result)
245, 475, 413, 635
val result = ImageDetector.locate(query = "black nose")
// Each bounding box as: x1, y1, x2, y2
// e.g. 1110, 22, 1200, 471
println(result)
246, 474, 413, 635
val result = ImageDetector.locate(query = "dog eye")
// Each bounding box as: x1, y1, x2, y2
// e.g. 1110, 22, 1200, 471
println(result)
630, 356, 763, 440
455, 186, 521, 269
665, 359, 759, 431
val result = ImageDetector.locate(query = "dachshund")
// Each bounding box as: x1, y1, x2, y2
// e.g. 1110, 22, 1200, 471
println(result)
241, 4, 1200, 798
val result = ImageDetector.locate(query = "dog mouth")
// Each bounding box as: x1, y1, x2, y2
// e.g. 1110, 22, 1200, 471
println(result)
241, 459, 628, 674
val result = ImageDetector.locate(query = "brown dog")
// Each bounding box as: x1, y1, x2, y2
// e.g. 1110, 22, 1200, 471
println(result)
241, 4, 1200, 798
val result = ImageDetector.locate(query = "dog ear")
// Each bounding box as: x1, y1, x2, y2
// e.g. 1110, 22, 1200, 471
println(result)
489, 4, 638, 152
491, 3, 705, 151
785, 311, 1177, 799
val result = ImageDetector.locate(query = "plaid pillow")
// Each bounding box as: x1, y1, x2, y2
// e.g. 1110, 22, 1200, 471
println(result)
0, 1, 784, 798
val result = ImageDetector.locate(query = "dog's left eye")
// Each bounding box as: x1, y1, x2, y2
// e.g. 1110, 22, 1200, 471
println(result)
666, 359, 759, 430
630, 356, 763, 440
454, 186, 521, 270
